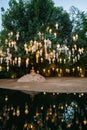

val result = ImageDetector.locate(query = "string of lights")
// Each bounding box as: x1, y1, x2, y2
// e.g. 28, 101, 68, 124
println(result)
0, 23, 85, 77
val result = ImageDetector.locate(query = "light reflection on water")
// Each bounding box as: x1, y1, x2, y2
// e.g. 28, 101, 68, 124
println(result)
0, 88, 87, 130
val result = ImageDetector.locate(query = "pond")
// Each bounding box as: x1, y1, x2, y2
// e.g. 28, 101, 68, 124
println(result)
0, 88, 87, 130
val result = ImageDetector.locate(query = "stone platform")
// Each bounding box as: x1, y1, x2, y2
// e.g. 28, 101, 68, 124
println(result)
0, 77, 87, 93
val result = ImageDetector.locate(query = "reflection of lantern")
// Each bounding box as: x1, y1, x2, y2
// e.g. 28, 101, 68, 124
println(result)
41, 106, 43, 110
0, 116, 2, 120
13, 109, 16, 116
76, 119, 79, 124
7, 115, 10, 120
36, 112, 39, 117
61, 105, 63, 110
65, 103, 68, 107
5, 95, 8, 101
61, 118, 64, 122
79, 123, 82, 130
8, 107, 10, 111
16, 106, 20, 116
30, 124, 33, 129
67, 123, 71, 128
51, 118, 55, 123
3, 112, 6, 117
25, 104, 29, 115
24, 122, 27, 128
83, 118, 87, 125
46, 116, 49, 121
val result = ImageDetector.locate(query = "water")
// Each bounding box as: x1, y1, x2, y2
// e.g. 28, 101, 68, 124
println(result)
0, 88, 87, 130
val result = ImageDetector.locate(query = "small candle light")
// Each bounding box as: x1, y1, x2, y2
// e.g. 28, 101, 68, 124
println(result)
26, 58, 29, 67
18, 57, 21, 67
16, 32, 19, 40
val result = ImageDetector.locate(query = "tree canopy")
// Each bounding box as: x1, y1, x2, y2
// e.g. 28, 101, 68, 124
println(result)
0, 0, 87, 78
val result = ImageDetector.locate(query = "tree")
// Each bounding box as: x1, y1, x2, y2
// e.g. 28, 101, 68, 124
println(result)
0, 0, 85, 78
70, 6, 87, 74
70, 6, 87, 48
